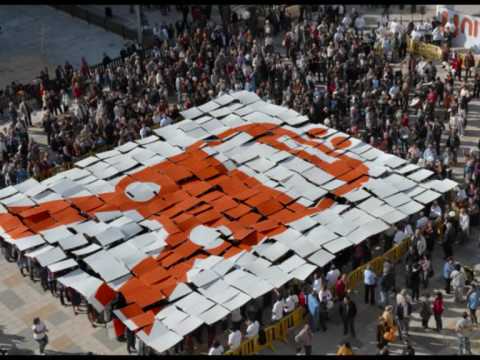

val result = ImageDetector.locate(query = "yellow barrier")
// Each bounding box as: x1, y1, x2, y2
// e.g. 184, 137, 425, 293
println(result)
346, 237, 413, 291
407, 37, 442, 61
224, 307, 305, 355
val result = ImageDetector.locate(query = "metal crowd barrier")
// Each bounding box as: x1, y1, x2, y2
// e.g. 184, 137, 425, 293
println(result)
224, 307, 305, 355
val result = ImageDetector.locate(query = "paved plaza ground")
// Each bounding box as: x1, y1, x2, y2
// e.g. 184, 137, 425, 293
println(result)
1, 4, 480, 356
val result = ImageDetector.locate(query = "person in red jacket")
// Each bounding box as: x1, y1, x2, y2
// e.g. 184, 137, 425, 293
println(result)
451, 53, 463, 81
72, 81, 82, 99
335, 274, 347, 301
432, 292, 444, 332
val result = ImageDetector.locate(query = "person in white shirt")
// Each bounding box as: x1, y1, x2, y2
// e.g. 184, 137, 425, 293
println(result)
245, 319, 260, 338
231, 308, 242, 330
227, 329, 242, 350
451, 264, 466, 303
284, 289, 298, 313
32, 317, 48, 355
459, 208, 470, 242
208, 340, 224, 355
429, 201, 442, 220
415, 230, 427, 257
326, 265, 340, 288
312, 272, 323, 293
404, 223, 414, 237
272, 294, 285, 322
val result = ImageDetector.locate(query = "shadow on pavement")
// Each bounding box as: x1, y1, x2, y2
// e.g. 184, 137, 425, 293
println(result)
0, 325, 35, 355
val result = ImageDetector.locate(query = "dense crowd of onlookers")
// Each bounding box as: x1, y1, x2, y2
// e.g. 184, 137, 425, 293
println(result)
0, 4, 480, 355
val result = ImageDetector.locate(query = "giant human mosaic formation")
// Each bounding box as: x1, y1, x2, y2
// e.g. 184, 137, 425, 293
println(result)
0, 91, 457, 352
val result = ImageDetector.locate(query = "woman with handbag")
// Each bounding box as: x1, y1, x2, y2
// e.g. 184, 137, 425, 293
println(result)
376, 317, 389, 350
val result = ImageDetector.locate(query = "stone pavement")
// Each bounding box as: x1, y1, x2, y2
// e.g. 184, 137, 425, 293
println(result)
0, 5, 126, 89
0, 254, 127, 355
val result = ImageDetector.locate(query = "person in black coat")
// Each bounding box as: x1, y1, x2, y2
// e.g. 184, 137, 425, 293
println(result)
407, 263, 421, 301
339, 296, 357, 337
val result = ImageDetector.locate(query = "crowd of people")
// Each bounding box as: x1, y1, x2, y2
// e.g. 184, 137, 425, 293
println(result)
0, 3, 479, 356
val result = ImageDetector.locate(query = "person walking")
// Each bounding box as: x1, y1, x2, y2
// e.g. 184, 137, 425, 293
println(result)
364, 264, 377, 305
419, 295, 432, 329
395, 290, 412, 339
455, 312, 473, 355
432, 292, 444, 332
339, 295, 357, 338
294, 323, 313, 356
32, 317, 48, 355
466, 285, 479, 326
402, 339, 415, 355
307, 288, 320, 332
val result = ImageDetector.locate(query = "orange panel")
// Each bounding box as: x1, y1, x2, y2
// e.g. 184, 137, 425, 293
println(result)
182, 181, 213, 197
211, 196, 238, 212
131, 257, 159, 277
270, 208, 297, 224
70, 196, 104, 212
196, 209, 222, 224
199, 191, 224, 203
188, 203, 212, 216
130, 310, 155, 329
151, 215, 180, 234
174, 214, 200, 232
232, 188, 260, 201
263, 224, 288, 237
245, 192, 273, 207
139, 266, 170, 286
238, 212, 262, 227
256, 199, 284, 216
165, 232, 188, 247
195, 166, 221, 180
224, 204, 251, 219
252, 219, 279, 233
118, 303, 143, 319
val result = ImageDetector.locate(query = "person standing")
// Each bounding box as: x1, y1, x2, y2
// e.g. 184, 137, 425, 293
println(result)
339, 296, 357, 337
419, 295, 432, 329
32, 317, 48, 355
455, 312, 473, 355
443, 258, 454, 294
208, 340, 224, 355
432, 292, 444, 332
335, 274, 347, 302
227, 328, 242, 351
466, 285, 479, 326
272, 292, 285, 322
307, 288, 320, 332
407, 263, 421, 302
451, 263, 466, 303
364, 264, 377, 305
245, 318, 260, 338
294, 323, 313, 356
